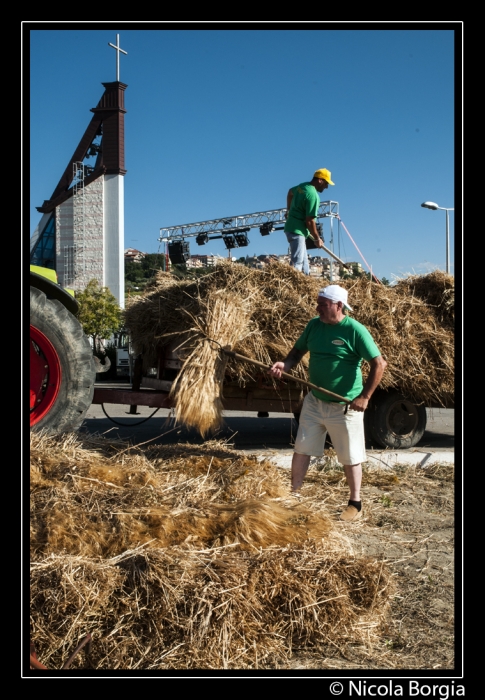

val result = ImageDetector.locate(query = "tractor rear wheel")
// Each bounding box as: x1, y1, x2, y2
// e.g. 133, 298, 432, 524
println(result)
30, 286, 96, 433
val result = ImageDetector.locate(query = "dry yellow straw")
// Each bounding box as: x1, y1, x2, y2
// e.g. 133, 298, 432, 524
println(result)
169, 290, 250, 436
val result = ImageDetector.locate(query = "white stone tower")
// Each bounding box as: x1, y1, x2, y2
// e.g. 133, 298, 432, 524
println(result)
30, 36, 127, 308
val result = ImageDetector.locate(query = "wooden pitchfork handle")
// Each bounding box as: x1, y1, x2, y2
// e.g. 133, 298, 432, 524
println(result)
222, 349, 350, 405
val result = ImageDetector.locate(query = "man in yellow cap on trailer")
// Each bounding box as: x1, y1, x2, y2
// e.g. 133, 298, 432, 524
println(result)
284, 168, 334, 275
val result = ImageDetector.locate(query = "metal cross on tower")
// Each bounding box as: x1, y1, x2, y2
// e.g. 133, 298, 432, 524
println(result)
108, 34, 128, 82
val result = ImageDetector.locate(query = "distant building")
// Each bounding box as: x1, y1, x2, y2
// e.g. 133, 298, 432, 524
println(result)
186, 254, 221, 268
348, 262, 363, 274
124, 248, 145, 263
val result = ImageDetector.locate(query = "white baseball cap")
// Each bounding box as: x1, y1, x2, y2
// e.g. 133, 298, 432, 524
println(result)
318, 285, 353, 311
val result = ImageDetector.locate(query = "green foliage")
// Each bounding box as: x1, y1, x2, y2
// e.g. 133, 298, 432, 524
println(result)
341, 267, 391, 284
125, 254, 169, 288
76, 279, 122, 352
341, 264, 368, 280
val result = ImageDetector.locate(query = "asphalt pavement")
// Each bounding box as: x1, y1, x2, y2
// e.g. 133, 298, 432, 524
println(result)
80, 382, 455, 467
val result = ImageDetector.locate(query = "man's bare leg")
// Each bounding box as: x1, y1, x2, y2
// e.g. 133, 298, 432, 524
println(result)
291, 453, 311, 492
343, 463, 362, 501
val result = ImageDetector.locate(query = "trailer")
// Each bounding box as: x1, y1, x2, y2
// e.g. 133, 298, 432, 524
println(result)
30, 266, 452, 450
90, 339, 449, 450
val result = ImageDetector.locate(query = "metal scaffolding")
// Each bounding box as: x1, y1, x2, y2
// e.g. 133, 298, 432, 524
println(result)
159, 201, 340, 241
159, 201, 349, 269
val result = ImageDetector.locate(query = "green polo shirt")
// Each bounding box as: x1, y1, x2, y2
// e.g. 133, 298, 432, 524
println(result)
284, 182, 319, 238
294, 316, 381, 402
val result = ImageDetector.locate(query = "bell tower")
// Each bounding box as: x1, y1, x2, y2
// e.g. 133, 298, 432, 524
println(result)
30, 34, 128, 308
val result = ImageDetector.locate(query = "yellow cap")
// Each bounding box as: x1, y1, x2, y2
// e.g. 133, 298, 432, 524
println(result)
313, 168, 335, 185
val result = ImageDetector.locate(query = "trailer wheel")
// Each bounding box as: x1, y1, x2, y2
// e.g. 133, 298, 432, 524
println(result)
30, 286, 96, 433
365, 390, 427, 449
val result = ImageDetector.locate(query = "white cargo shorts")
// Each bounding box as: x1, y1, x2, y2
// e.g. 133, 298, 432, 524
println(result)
294, 391, 367, 465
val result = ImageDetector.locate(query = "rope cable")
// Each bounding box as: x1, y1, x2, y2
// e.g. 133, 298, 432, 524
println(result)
337, 217, 381, 284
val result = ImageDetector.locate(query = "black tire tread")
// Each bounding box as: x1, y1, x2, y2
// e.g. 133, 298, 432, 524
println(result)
30, 286, 96, 433
366, 389, 427, 449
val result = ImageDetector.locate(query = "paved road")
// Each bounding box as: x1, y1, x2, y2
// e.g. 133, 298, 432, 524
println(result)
81, 382, 454, 454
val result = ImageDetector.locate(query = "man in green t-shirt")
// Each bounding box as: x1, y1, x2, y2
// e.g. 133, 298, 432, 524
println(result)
284, 168, 334, 275
269, 284, 387, 522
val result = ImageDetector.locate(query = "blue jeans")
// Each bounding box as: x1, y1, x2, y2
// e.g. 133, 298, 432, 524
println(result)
285, 232, 309, 275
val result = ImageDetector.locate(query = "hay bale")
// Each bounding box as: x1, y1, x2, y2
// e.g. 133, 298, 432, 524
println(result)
337, 275, 455, 407
31, 546, 393, 670
124, 262, 455, 432
30, 432, 394, 670
30, 432, 336, 558
393, 270, 455, 329
168, 290, 251, 436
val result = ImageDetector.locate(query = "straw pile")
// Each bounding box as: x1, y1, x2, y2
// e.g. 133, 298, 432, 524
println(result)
393, 270, 455, 329
337, 271, 455, 408
124, 262, 454, 435
168, 290, 251, 436
30, 431, 394, 670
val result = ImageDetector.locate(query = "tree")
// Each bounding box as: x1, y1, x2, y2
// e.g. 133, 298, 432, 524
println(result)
125, 253, 169, 289
76, 279, 122, 353
140, 253, 169, 276
125, 259, 146, 285
380, 276, 391, 286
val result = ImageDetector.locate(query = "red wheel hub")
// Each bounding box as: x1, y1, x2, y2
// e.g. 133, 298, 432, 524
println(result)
30, 324, 62, 426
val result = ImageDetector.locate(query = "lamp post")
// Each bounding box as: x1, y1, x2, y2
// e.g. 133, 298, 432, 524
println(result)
421, 202, 454, 274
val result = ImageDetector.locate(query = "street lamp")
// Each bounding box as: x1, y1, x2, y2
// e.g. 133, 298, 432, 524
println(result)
421, 201, 454, 274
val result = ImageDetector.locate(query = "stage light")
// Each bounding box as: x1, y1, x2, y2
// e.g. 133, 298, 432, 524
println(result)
196, 233, 209, 245
234, 233, 250, 247
168, 241, 190, 264
260, 222, 274, 236
222, 235, 237, 249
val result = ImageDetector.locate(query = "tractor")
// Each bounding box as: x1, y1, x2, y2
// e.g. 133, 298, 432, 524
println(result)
29, 265, 97, 433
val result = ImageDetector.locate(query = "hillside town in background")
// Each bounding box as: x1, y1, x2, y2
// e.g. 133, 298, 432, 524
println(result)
124, 248, 368, 293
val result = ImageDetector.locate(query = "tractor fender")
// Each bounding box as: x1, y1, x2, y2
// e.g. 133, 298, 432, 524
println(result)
30, 267, 79, 316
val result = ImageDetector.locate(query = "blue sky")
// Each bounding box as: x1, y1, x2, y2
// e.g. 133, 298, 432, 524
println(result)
26, 23, 460, 281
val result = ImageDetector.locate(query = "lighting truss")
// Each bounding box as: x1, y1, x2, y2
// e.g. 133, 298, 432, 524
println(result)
159, 202, 340, 242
